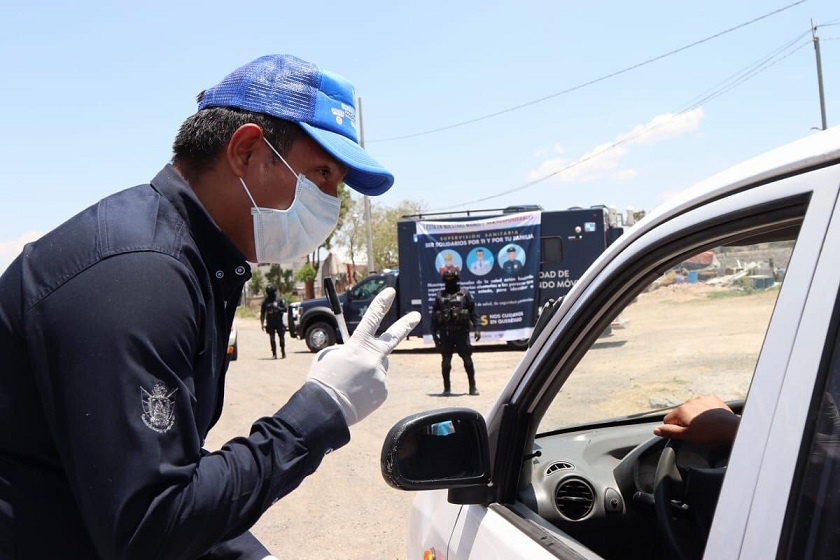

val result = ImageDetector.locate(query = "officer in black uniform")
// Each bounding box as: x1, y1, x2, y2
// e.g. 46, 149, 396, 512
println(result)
260, 284, 287, 359
0, 54, 421, 559
431, 266, 481, 396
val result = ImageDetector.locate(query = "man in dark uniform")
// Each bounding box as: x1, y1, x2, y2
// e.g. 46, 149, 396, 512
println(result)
431, 266, 481, 396
0, 54, 420, 559
502, 246, 524, 276
260, 284, 287, 359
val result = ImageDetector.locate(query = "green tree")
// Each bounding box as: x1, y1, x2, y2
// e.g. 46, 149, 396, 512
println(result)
301, 183, 353, 299
370, 199, 425, 270
296, 261, 317, 298
277, 268, 296, 295
266, 264, 282, 292
248, 268, 266, 297
261, 264, 297, 301
333, 195, 365, 282
334, 197, 425, 275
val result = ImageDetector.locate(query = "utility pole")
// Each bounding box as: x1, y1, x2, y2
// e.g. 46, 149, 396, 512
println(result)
358, 97, 376, 274
812, 20, 828, 130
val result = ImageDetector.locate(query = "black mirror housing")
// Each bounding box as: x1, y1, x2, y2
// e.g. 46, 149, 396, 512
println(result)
381, 408, 491, 491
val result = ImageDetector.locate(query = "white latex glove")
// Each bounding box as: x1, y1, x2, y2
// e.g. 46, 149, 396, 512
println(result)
306, 287, 421, 426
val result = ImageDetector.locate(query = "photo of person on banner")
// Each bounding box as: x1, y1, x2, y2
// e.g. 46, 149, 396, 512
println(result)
500, 245, 525, 276
468, 247, 494, 276
437, 251, 462, 275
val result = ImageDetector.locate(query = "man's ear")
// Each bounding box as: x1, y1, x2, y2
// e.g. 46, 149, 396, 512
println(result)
226, 124, 265, 178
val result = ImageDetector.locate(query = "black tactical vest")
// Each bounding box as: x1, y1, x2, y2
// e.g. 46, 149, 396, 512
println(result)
435, 290, 471, 328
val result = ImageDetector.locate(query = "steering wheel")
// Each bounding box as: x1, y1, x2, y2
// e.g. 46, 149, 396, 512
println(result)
654, 439, 727, 560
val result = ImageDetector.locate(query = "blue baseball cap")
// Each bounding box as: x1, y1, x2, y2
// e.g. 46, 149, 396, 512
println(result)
198, 54, 394, 196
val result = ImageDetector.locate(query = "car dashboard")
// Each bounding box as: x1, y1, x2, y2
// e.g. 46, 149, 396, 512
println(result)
518, 416, 732, 559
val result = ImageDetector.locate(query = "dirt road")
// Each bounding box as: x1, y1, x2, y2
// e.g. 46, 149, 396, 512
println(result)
205, 319, 525, 559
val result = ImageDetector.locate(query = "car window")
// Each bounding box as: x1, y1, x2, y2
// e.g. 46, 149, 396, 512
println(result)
779, 288, 840, 559
538, 238, 795, 433
350, 278, 387, 300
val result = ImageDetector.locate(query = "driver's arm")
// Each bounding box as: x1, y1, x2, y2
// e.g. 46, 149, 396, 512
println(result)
654, 394, 740, 445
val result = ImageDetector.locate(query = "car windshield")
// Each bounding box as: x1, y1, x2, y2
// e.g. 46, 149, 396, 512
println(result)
539, 239, 793, 432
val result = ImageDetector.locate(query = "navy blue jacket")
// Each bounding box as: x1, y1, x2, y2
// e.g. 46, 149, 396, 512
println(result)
0, 165, 350, 559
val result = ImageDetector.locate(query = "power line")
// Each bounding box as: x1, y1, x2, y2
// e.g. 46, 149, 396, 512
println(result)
371, 0, 807, 143
429, 31, 813, 212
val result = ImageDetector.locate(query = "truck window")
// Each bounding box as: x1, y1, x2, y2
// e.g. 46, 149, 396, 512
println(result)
779, 287, 840, 559
350, 277, 388, 301
541, 236, 563, 266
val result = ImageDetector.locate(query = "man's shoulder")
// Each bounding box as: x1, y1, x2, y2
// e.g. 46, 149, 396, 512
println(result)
14, 183, 196, 305
98, 184, 187, 257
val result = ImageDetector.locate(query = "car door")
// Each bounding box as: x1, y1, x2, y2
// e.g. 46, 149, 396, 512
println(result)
708, 165, 840, 558
440, 161, 840, 559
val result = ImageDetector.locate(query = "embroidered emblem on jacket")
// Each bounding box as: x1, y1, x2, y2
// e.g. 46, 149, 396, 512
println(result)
141, 382, 178, 433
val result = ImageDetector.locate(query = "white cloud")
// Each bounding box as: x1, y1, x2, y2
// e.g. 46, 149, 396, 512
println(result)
533, 144, 565, 158
528, 108, 704, 184
618, 108, 704, 145
0, 231, 42, 274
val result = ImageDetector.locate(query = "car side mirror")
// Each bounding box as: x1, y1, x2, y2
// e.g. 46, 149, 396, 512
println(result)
381, 408, 491, 491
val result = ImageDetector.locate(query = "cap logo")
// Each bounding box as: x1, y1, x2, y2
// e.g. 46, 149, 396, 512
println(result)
331, 103, 357, 130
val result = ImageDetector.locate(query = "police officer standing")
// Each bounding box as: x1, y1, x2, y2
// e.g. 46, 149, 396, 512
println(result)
260, 284, 287, 359
431, 266, 481, 396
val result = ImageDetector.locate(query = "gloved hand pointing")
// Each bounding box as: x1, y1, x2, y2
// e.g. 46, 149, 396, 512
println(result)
474, 330, 481, 342
306, 287, 421, 426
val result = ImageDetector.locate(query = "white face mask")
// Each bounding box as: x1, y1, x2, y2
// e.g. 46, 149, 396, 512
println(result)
238, 138, 341, 263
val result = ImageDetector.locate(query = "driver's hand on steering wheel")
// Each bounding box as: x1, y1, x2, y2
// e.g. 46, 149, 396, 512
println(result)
654, 394, 740, 445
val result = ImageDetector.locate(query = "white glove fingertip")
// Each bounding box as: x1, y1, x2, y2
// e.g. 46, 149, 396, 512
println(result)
378, 286, 396, 304
380, 311, 422, 352
370, 287, 396, 319
352, 287, 396, 340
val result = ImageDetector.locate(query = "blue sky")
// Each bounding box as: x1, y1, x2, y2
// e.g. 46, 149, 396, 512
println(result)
1, 1, 838, 272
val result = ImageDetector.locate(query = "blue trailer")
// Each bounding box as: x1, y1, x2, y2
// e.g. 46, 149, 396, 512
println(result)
291, 205, 624, 352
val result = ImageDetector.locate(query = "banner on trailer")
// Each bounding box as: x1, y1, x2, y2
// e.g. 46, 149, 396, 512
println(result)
415, 211, 541, 343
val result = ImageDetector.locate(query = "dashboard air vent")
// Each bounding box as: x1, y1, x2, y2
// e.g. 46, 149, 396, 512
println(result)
554, 477, 595, 521
544, 461, 574, 475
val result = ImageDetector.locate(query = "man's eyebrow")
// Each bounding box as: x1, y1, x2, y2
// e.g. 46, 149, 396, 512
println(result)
331, 160, 349, 175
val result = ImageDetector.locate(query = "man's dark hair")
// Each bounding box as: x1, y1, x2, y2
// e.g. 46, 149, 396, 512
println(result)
172, 106, 302, 183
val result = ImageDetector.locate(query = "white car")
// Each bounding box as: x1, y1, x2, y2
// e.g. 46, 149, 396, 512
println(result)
227, 325, 238, 362
381, 125, 840, 560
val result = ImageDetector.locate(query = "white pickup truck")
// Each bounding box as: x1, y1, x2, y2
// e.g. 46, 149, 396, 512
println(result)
381, 125, 840, 560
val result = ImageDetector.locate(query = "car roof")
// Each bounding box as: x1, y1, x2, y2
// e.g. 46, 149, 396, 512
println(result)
486, 125, 840, 420
628, 126, 840, 243
573, 125, 840, 297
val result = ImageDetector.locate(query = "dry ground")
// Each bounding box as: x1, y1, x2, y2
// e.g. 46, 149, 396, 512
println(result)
205, 319, 524, 559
